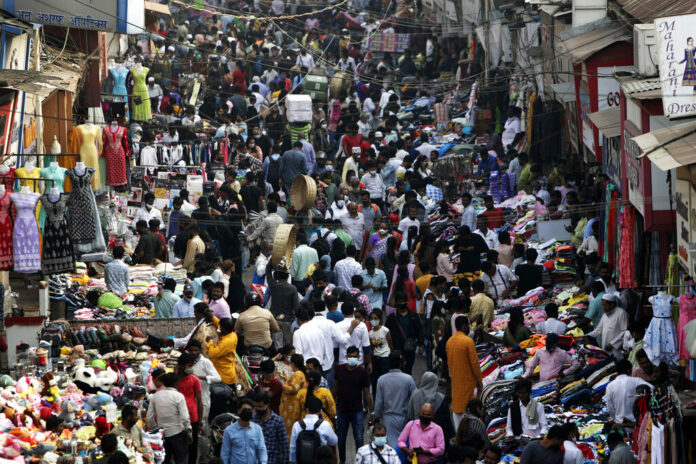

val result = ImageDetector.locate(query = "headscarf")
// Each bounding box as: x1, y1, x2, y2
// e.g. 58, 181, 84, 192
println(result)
408, 372, 445, 420
320, 254, 331, 269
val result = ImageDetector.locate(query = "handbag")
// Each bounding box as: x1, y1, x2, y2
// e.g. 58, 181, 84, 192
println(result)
396, 315, 418, 353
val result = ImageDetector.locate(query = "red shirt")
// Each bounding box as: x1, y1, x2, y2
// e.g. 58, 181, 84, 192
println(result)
232, 69, 247, 95
154, 231, 167, 260
259, 377, 283, 414
482, 208, 505, 229
178, 374, 202, 423
342, 134, 363, 154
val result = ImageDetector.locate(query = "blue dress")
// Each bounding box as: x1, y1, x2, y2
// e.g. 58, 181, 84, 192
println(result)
644, 294, 679, 365
110, 67, 128, 101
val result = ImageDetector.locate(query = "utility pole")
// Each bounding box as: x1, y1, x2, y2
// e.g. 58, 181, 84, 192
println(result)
483, 0, 489, 86
33, 26, 43, 156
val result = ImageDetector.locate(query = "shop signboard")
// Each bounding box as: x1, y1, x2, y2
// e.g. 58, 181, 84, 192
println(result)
4, 0, 144, 34
655, 13, 696, 119
602, 135, 621, 189
367, 33, 411, 53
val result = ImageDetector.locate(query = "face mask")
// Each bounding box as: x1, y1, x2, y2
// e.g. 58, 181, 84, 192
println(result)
321, 124, 328, 130
325, 165, 334, 171
370, 319, 380, 327
336, 200, 345, 208
184, 368, 194, 375
255, 408, 268, 416
145, 204, 152, 210
379, 228, 387, 234
346, 357, 360, 367
419, 416, 432, 426
239, 408, 253, 421
374, 437, 387, 448
369, 171, 376, 176
271, 153, 280, 161
254, 134, 260, 139
184, 295, 192, 302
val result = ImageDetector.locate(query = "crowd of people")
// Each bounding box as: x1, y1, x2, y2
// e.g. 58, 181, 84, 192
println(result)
86, 1, 681, 464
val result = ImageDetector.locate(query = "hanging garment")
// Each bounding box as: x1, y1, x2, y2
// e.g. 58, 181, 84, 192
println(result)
10, 191, 41, 273
101, 125, 130, 186
0, 167, 16, 191
66, 168, 99, 243
39, 165, 67, 192
110, 66, 129, 102
41, 194, 75, 274
644, 293, 679, 366
16, 166, 45, 229
650, 421, 664, 464
0, 190, 12, 270
76, 124, 103, 190
130, 66, 152, 121
679, 292, 696, 360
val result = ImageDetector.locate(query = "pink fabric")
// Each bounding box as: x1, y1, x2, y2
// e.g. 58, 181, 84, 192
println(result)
619, 207, 635, 289
679, 292, 696, 360
398, 420, 445, 463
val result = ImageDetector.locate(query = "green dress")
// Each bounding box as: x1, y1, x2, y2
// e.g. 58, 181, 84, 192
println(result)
130, 66, 152, 121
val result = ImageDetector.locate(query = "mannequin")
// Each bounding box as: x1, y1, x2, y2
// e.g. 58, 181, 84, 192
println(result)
76, 120, 102, 189
50, 136, 61, 155
110, 61, 129, 119
101, 118, 130, 187
41, 184, 75, 274
48, 187, 60, 202
20, 186, 31, 194
0, 163, 15, 192
130, 60, 152, 121
10, 187, 41, 273
0, 165, 9, 175
24, 159, 35, 173
645, 290, 678, 366
75, 161, 86, 176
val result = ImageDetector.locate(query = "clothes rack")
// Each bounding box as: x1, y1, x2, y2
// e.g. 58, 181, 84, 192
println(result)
0, 176, 55, 185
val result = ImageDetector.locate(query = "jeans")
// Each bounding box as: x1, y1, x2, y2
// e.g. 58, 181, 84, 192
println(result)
164, 431, 188, 464
371, 355, 389, 396
403, 349, 416, 375
188, 422, 199, 464
323, 367, 335, 391
337, 411, 365, 463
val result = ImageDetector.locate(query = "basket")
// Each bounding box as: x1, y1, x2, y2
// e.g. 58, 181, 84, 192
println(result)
272, 224, 297, 268
329, 71, 353, 99
290, 175, 317, 211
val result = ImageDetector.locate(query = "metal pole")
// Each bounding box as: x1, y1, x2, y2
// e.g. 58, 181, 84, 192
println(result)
483, 0, 489, 86
33, 26, 43, 157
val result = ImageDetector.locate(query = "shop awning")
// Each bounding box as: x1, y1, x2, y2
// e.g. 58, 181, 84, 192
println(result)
615, 0, 696, 23
550, 81, 576, 103
620, 77, 662, 100
588, 108, 621, 138
0, 64, 83, 97
145, 1, 172, 16
634, 120, 696, 171
557, 23, 631, 64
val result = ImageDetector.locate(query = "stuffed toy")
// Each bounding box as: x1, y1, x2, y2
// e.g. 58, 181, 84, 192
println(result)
58, 400, 80, 429
61, 383, 84, 406
41, 372, 59, 402
94, 416, 112, 438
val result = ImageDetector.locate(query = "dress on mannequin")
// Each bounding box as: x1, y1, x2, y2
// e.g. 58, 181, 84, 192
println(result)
679, 290, 696, 360
66, 167, 99, 243
0, 189, 12, 270
39, 164, 67, 192
130, 66, 152, 121
15, 164, 44, 228
101, 124, 130, 186
41, 194, 75, 274
645, 292, 679, 365
9, 191, 41, 273
110, 66, 129, 101
0, 167, 16, 191
76, 124, 103, 190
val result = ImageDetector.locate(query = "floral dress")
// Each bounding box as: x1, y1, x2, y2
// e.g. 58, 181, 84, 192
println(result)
296, 386, 337, 428
279, 370, 306, 437
644, 294, 678, 366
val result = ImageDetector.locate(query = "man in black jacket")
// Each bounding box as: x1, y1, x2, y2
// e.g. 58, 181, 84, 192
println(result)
385, 291, 423, 375
265, 260, 300, 347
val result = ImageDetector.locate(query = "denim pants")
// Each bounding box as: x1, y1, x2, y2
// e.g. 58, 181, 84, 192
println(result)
337, 410, 365, 463
163, 431, 188, 464
370, 355, 390, 395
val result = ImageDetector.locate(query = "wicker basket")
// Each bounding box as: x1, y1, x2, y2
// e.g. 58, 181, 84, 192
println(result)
329, 71, 353, 99
290, 175, 317, 211
272, 223, 297, 268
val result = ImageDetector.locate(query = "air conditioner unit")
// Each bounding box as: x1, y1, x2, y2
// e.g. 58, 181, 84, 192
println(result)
634, 24, 658, 77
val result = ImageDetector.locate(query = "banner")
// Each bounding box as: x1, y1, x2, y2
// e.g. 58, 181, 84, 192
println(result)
655, 14, 696, 119
367, 33, 411, 53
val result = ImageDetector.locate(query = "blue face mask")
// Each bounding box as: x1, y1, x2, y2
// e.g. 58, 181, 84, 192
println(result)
347, 357, 359, 367
271, 153, 280, 161
374, 437, 387, 447
336, 200, 345, 208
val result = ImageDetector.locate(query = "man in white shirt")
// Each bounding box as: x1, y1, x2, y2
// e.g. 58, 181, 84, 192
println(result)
397, 208, 420, 246
293, 308, 328, 367
460, 192, 477, 231
360, 161, 386, 204
308, 304, 356, 389
604, 359, 652, 425
296, 49, 315, 69
587, 294, 629, 358
357, 113, 371, 137
334, 246, 363, 290
536, 303, 567, 335
132, 192, 163, 230
336, 301, 372, 370
173, 284, 200, 318
481, 260, 517, 302
416, 133, 438, 157
502, 106, 521, 149
289, 397, 338, 462
340, 203, 365, 250
474, 219, 499, 250
506, 378, 548, 438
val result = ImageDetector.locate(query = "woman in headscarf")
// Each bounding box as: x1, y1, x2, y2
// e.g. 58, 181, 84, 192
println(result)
406, 371, 455, 445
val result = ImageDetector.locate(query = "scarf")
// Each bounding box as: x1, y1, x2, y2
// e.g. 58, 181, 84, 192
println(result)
510, 396, 539, 436
410, 372, 445, 418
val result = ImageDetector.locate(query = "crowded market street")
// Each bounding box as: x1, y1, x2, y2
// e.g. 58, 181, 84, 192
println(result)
0, 0, 695, 463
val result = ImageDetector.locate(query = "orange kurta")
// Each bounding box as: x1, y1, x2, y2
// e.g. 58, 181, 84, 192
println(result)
446, 331, 482, 413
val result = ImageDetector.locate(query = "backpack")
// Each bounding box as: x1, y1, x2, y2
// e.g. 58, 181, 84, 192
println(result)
295, 419, 323, 464
344, 290, 365, 309
266, 157, 281, 190
311, 229, 331, 257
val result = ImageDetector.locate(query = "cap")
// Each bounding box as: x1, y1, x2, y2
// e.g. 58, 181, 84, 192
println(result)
167, 45, 175, 52
187, 34, 193, 39
317, 151, 327, 159
352, 147, 361, 154
375, 131, 383, 138
545, 333, 559, 348
602, 293, 617, 303
184, 20, 190, 25
148, 77, 155, 82
227, 36, 234, 43
252, 75, 260, 82
183, 284, 194, 294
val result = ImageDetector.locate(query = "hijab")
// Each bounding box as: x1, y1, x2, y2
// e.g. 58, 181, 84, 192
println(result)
408, 372, 445, 419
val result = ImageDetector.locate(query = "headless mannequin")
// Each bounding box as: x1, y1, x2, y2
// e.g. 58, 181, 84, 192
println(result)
50, 135, 61, 155
0, 164, 9, 175
24, 160, 35, 174
20, 186, 31, 194
75, 161, 86, 176
50, 161, 59, 168
136, 62, 143, 72
48, 187, 60, 202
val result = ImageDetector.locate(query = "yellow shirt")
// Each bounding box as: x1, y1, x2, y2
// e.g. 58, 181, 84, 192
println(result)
183, 235, 205, 272
469, 292, 495, 329
207, 332, 238, 385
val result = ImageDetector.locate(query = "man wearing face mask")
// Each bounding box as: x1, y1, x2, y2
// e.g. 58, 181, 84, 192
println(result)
326, 189, 350, 221
340, 202, 366, 250
398, 403, 445, 464
522, 333, 580, 381
173, 284, 200, 318
355, 424, 400, 464
585, 294, 628, 358
177, 354, 203, 464
187, 340, 220, 428
133, 192, 163, 230
252, 392, 288, 464
360, 161, 386, 210
221, 399, 267, 464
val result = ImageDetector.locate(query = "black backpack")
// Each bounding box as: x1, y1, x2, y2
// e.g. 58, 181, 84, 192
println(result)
311, 229, 331, 257
266, 157, 281, 190
295, 419, 323, 464
343, 290, 365, 309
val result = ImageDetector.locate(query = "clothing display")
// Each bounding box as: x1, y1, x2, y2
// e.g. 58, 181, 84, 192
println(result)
16, 165, 45, 229
0, 190, 12, 270
39, 165, 68, 192
131, 66, 152, 121
10, 191, 41, 273
101, 125, 130, 186
76, 124, 104, 190
110, 66, 129, 102
678, 291, 696, 361
41, 194, 75, 274
0, 167, 16, 191
66, 167, 99, 243
644, 292, 678, 366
